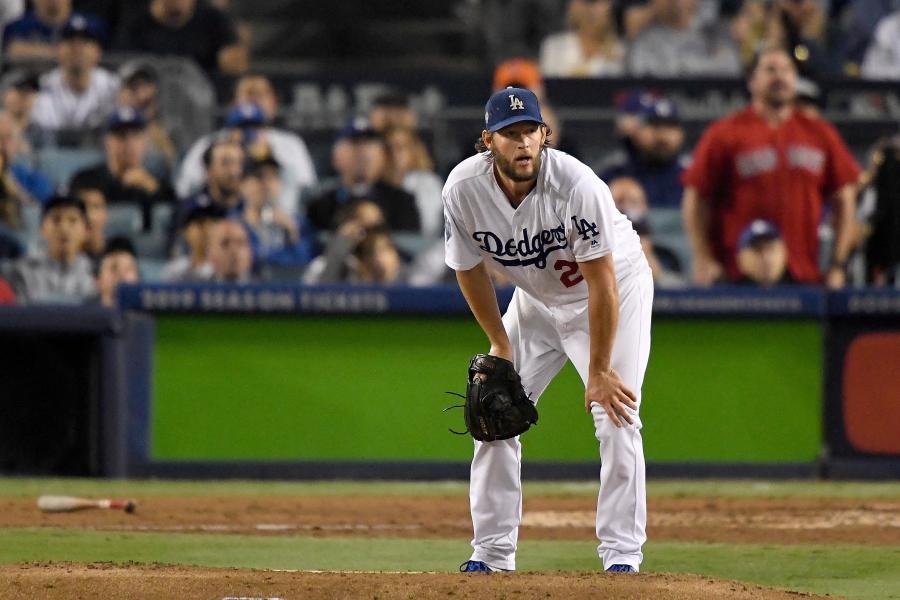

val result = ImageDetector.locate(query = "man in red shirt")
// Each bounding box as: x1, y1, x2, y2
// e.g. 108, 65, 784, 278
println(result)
682, 46, 860, 287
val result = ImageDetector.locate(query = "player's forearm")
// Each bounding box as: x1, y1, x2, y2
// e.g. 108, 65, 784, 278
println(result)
455, 262, 510, 351
682, 187, 714, 259
830, 184, 857, 265
580, 256, 618, 376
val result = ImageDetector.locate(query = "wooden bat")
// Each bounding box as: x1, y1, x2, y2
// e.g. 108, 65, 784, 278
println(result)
37, 495, 136, 513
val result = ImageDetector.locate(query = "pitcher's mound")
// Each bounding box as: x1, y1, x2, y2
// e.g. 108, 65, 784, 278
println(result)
0, 563, 827, 600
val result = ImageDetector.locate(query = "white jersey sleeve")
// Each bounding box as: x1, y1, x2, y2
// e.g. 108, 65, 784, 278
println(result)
567, 174, 618, 262
442, 188, 483, 271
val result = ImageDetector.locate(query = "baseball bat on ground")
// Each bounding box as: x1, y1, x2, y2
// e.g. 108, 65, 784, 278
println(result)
37, 495, 137, 513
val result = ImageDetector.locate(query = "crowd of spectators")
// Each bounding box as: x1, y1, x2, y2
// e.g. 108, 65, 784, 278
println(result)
1, 0, 899, 307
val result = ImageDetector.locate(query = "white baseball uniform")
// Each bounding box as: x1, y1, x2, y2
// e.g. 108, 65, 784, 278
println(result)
443, 147, 653, 572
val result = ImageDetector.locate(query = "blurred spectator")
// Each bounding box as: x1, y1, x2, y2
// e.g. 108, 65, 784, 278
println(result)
861, 136, 900, 285
69, 179, 107, 260
539, 0, 625, 77
0, 70, 43, 150
8, 194, 96, 303
608, 88, 655, 150
234, 74, 278, 122
833, 0, 900, 77
624, 0, 724, 39
466, 0, 566, 64
306, 119, 420, 234
177, 75, 318, 215
626, 0, 741, 77
93, 235, 138, 307
239, 156, 318, 268
352, 227, 406, 285
0, 0, 25, 48
384, 127, 444, 239
609, 176, 685, 287
117, 0, 249, 76
161, 203, 224, 282
205, 218, 253, 283
0, 111, 52, 203
69, 107, 175, 232
682, 46, 860, 287
598, 97, 687, 209
30, 15, 119, 132
183, 137, 246, 213
304, 199, 387, 283
734, 219, 793, 286
730, 0, 770, 69
118, 64, 177, 179
2, 0, 104, 62
861, 9, 900, 79
766, 0, 829, 78
368, 92, 419, 132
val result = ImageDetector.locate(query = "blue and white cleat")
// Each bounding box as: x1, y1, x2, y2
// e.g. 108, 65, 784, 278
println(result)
605, 564, 636, 573
459, 560, 494, 573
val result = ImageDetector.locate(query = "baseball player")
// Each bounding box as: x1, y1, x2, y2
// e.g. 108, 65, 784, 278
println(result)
445, 87, 653, 573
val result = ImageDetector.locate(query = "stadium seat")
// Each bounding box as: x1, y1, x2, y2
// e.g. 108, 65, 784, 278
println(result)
106, 204, 143, 237
38, 148, 104, 190
138, 258, 167, 282
646, 208, 684, 237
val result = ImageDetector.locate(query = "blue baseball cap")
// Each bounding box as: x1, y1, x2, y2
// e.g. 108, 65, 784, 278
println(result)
336, 116, 380, 141
484, 87, 544, 133
225, 103, 266, 128
106, 106, 146, 132
641, 97, 680, 124
60, 14, 103, 42
738, 219, 781, 249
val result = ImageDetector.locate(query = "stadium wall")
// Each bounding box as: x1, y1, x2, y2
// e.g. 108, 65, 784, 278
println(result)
2, 286, 898, 479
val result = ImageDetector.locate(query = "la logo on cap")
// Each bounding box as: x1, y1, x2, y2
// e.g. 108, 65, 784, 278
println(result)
509, 94, 525, 111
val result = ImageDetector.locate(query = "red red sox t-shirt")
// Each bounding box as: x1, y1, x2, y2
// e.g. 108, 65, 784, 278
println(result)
682, 107, 860, 283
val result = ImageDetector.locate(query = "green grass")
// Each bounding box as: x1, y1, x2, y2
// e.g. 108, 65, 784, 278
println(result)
0, 529, 897, 600
2, 477, 900, 499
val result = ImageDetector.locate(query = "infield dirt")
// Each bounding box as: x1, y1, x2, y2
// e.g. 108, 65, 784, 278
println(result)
2, 492, 897, 598
2, 494, 898, 544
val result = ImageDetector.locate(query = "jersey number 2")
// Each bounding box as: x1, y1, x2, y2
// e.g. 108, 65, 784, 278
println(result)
554, 260, 584, 288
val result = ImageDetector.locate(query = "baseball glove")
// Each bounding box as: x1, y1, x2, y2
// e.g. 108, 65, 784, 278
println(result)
447, 354, 538, 442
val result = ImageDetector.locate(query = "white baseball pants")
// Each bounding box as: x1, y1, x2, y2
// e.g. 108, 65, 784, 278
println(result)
468, 264, 653, 572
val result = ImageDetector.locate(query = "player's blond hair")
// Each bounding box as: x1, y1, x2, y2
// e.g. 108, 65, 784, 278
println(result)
474, 126, 553, 154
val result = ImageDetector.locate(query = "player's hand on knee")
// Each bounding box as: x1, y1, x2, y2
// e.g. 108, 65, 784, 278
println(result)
585, 370, 637, 428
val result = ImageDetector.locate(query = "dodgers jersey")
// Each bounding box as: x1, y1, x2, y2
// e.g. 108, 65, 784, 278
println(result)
443, 148, 645, 307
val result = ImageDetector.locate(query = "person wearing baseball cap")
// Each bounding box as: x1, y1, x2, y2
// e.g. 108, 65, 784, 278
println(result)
598, 95, 689, 210
735, 219, 793, 287
449, 82, 652, 575
2, 0, 106, 62
30, 13, 119, 132
68, 105, 175, 232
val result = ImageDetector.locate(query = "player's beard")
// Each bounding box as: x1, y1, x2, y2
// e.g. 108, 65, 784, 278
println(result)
493, 149, 542, 183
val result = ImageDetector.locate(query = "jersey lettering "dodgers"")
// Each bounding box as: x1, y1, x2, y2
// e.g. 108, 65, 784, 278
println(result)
443, 148, 644, 307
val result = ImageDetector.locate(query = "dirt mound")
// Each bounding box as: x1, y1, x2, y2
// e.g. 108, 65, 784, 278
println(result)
0, 563, 830, 600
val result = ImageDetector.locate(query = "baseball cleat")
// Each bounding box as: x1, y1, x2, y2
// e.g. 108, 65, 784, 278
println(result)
606, 564, 636, 573
459, 560, 494, 573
